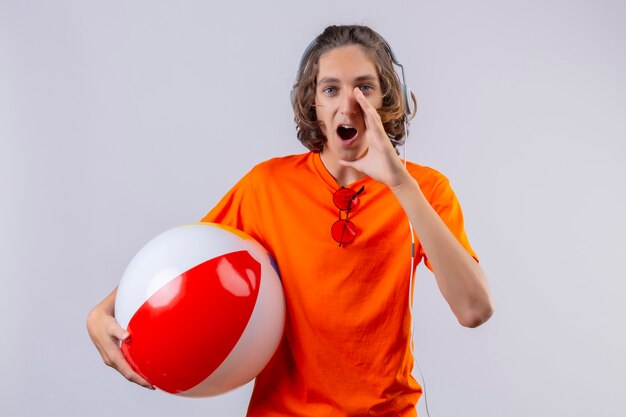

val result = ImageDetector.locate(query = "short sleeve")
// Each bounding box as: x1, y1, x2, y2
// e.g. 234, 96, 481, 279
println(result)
419, 176, 479, 271
200, 169, 263, 243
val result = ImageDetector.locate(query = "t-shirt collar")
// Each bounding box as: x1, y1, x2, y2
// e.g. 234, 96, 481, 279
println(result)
310, 151, 378, 191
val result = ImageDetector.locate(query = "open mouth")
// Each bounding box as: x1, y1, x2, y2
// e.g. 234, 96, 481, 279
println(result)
337, 125, 358, 141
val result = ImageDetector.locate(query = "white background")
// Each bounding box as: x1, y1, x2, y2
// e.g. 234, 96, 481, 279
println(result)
1, 1, 625, 416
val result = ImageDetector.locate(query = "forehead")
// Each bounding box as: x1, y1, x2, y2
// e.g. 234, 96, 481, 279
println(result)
316, 45, 379, 80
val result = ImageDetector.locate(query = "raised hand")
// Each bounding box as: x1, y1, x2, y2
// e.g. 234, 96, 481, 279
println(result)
338, 87, 411, 189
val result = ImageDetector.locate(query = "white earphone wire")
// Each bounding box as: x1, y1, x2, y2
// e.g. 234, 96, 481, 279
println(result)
403, 123, 432, 417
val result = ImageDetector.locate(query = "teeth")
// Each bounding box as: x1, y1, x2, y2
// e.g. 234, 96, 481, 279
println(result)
337, 124, 358, 140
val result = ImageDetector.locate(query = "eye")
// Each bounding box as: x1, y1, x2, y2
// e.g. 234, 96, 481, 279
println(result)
322, 86, 337, 95
359, 85, 373, 93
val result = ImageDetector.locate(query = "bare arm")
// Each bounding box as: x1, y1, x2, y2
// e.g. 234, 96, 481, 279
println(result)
390, 175, 493, 327
86, 287, 155, 389
340, 88, 493, 327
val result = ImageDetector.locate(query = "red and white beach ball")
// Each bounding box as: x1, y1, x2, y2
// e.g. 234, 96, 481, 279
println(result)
114, 222, 285, 397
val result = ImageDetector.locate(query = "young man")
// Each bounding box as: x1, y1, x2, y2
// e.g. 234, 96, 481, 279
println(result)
88, 25, 493, 416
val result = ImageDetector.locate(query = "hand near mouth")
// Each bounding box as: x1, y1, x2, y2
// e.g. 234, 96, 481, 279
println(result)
338, 87, 411, 189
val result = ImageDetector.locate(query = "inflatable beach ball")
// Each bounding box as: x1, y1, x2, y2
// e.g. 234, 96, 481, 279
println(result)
114, 222, 285, 397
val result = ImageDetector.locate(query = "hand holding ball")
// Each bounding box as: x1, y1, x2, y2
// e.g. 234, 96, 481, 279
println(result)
114, 223, 285, 397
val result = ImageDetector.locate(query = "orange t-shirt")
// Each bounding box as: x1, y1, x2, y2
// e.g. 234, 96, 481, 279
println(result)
201, 152, 477, 417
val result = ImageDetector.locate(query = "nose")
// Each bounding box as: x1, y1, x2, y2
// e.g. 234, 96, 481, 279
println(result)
339, 89, 358, 117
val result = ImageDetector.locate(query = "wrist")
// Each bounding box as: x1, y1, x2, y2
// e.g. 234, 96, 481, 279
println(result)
389, 170, 419, 195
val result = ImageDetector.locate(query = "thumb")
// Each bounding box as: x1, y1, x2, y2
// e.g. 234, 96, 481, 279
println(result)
338, 159, 353, 168
338, 158, 365, 173
338, 159, 361, 171
109, 320, 129, 341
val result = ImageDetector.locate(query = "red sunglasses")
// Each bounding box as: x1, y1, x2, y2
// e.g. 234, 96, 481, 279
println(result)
331, 186, 365, 246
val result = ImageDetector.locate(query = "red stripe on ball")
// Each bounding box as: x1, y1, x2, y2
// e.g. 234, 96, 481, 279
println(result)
121, 250, 261, 393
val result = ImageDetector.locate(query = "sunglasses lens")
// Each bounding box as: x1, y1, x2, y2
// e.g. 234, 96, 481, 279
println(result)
333, 188, 360, 211
331, 219, 357, 245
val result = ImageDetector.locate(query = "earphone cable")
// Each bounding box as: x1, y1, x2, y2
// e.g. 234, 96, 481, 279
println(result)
404, 129, 432, 417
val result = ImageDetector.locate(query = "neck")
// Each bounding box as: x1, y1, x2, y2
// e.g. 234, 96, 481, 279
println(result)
319, 152, 367, 186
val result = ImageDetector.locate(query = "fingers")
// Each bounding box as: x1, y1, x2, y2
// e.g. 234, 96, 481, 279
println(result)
353, 88, 383, 132
87, 309, 155, 390
107, 319, 129, 341
106, 345, 155, 389
103, 329, 155, 390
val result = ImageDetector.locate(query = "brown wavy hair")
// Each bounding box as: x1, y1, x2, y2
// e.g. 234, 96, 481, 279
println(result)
292, 25, 416, 152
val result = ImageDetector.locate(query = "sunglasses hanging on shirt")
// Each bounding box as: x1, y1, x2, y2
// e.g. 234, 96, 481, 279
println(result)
331, 186, 365, 246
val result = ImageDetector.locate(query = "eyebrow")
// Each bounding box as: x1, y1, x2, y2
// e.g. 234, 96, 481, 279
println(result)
317, 75, 378, 85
